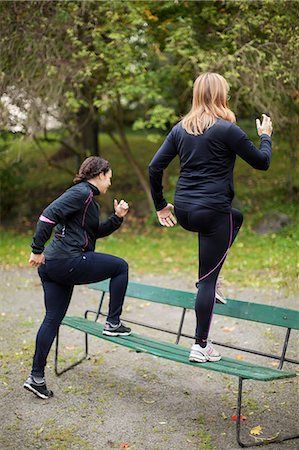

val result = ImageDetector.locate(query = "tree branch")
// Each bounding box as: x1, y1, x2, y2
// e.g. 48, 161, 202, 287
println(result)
33, 135, 75, 175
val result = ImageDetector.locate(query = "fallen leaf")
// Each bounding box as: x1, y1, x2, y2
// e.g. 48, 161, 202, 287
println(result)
235, 355, 244, 360
163, 257, 173, 262
222, 326, 235, 332
231, 415, 246, 422
250, 425, 263, 436
120, 444, 130, 449
142, 398, 156, 404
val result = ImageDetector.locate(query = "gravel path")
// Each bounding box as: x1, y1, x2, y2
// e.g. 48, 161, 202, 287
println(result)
0, 267, 298, 450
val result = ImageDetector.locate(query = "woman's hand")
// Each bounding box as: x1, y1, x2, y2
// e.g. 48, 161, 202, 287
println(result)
29, 252, 45, 268
256, 114, 273, 137
157, 203, 177, 227
114, 199, 129, 218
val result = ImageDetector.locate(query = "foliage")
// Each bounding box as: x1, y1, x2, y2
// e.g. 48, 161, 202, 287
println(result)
1, 0, 298, 203
0, 130, 163, 225
0, 159, 26, 218
0, 132, 27, 219
0, 1, 169, 209
142, 1, 298, 192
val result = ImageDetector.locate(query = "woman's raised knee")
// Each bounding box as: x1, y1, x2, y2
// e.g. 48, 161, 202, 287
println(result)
118, 258, 129, 274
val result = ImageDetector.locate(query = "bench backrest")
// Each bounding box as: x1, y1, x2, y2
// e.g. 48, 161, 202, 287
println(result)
88, 280, 299, 330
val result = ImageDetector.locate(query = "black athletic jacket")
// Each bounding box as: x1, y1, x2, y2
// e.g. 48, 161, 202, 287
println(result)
31, 182, 123, 259
149, 119, 272, 212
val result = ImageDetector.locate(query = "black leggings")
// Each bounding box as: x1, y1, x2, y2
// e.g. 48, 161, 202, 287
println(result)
32, 251, 128, 377
174, 203, 243, 341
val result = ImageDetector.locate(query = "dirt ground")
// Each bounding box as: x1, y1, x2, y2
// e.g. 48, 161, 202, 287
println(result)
0, 267, 298, 450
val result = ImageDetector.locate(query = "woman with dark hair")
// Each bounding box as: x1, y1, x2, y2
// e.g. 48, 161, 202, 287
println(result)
24, 156, 131, 399
149, 72, 272, 363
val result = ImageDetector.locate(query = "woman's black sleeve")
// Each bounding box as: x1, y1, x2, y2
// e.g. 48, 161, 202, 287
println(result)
226, 124, 272, 170
148, 131, 178, 211
31, 188, 86, 254
96, 214, 123, 238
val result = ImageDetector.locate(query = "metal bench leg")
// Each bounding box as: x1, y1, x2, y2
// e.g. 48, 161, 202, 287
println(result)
277, 328, 291, 370
54, 327, 89, 376
236, 377, 299, 447
175, 308, 186, 344
54, 292, 106, 376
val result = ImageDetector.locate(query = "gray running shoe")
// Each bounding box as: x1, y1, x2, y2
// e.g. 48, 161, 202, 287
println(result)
23, 375, 54, 399
103, 322, 131, 336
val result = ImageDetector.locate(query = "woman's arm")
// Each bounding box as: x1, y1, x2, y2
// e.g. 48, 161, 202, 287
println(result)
148, 130, 178, 211
227, 114, 273, 170
96, 199, 129, 238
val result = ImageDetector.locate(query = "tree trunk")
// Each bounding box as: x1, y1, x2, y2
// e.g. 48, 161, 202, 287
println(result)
118, 134, 154, 213
76, 106, 100, 160
108, 128, 154, 214
109, 98, 154, 213
287, 135, 297, 195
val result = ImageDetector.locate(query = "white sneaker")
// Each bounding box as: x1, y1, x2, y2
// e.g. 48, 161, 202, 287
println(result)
189, 343, 221, 363
195, 280, 227, 304
215, 290, 227, 304
215, 282, 227, 304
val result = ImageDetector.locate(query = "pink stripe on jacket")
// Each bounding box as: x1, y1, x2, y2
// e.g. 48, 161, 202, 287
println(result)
39, 215, 56, 225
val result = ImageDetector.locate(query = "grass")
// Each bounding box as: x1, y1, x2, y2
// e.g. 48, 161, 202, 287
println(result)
1, 220, 298, 292
32, 426, 94, 450
1, 123, 298, 293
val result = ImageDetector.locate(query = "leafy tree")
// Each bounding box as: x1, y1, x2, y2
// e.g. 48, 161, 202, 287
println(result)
1, 0, 298, 215
0, 1, 166, 209
144, 0, 298, 191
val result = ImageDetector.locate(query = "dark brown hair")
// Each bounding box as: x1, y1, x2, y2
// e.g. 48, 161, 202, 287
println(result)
73, 157, 111, 184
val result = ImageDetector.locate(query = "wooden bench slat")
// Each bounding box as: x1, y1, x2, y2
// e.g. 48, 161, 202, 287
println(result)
62, 316, 297, 382
88, 281, 299, 329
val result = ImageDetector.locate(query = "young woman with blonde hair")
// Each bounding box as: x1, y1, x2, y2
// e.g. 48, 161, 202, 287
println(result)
149, 72, 272, 363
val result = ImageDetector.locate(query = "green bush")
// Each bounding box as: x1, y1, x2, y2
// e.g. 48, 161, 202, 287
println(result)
0, 159, 27, 221
0, 132, 28, 223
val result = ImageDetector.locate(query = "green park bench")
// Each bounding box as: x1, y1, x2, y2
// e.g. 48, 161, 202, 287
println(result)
54, 280, 299, 448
